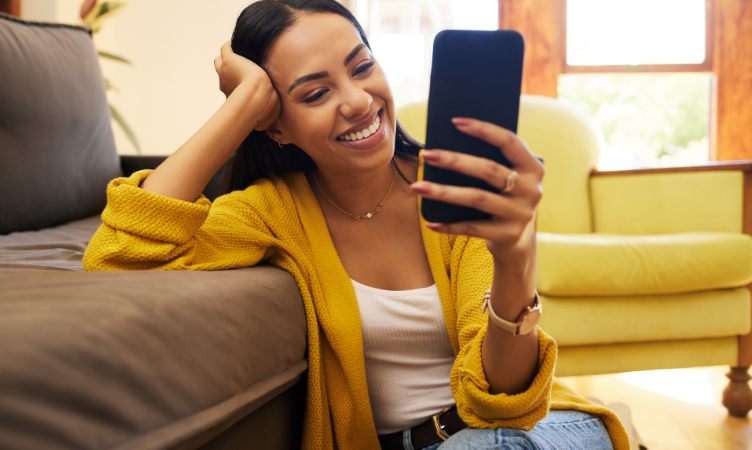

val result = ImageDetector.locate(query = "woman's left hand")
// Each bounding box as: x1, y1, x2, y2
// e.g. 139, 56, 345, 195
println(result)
410, 117, 545, 263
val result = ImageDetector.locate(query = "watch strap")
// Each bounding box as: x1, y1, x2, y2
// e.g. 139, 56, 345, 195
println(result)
481, 288, 541, 336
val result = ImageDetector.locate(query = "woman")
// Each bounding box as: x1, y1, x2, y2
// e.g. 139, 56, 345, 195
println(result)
83, 1, 629, 449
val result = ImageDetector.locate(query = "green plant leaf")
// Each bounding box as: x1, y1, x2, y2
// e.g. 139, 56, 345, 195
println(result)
109, 104, 140, 154
103, 77, 119, 92
96, 1, 126, 19
98, 50, 132, 65
88, 1, 127, 32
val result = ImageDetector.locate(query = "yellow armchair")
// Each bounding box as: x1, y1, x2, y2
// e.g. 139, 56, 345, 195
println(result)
397, 95, 752, 417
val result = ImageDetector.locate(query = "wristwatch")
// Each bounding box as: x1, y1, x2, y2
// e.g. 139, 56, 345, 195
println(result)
481, 288, 542, 336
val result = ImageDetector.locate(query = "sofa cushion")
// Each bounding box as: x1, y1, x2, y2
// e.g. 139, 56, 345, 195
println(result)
0, 214, 102, 271
0, 14, 120, 235
0, 266, 307, 450
537, 232, 752, 296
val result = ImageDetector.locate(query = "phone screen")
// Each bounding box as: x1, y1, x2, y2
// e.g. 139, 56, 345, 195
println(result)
421, 29, 525, 224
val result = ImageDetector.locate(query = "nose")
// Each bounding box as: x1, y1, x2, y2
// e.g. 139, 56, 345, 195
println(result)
339, 80, 372, 118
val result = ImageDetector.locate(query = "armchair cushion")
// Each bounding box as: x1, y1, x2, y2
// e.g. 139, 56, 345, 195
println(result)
537, 232, 752, 296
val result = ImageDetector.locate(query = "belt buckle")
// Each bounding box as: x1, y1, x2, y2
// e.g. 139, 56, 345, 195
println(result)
430, 406, 452, 441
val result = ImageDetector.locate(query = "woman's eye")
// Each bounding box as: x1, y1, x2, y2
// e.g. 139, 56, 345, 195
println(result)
353, 60, 375, 76
303, 90, 328, 104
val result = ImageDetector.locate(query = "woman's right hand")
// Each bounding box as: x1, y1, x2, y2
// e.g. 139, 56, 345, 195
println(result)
214, 40, 281, 131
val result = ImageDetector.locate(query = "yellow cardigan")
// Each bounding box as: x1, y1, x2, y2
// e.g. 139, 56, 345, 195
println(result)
83, 168, 630, 450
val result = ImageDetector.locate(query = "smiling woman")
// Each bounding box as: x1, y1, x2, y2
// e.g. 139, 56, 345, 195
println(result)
216, 3, 424, 198
83, 1, 629, 449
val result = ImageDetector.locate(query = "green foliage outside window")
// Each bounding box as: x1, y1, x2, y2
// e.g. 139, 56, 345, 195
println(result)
558, 74, 711, 170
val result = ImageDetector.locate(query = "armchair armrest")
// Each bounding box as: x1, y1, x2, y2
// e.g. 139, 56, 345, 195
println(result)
588, 161, 752, 235
594, 162, 752, 367
592, 160, 752, 177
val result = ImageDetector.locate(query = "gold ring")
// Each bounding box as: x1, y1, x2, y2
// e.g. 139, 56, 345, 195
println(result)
502, 170, 518, 193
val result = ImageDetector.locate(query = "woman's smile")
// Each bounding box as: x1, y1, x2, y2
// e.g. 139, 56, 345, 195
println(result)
336, 109, 385, 149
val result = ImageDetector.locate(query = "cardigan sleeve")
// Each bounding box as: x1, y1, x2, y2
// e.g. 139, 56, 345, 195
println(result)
83, 170, 282, 271
449, 236, 556, 430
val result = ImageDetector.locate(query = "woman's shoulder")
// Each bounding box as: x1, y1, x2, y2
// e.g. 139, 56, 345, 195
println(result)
214, 171, 304, 206
213, 172, 307, 214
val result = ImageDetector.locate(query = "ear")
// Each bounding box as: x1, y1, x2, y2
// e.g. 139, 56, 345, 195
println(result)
265, 122, 292, 145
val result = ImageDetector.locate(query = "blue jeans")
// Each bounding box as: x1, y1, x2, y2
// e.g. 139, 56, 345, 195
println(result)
403, 410, 613, 450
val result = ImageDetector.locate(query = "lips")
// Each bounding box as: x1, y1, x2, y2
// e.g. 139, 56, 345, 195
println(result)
336, 109, 386, 150
337, 109, 382, 142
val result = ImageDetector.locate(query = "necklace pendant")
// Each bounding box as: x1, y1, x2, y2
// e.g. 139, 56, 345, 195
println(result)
366, 213, 373, 218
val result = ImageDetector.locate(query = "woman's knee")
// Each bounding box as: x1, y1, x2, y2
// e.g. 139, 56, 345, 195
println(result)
438, 411, 612, 450
438, 427, 536, 450
529, 410, 613, 450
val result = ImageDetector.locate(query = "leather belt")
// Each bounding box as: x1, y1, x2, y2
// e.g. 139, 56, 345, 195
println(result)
378, 406, 467, 450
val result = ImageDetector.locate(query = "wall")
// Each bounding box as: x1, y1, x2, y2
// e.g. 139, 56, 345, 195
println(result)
21, 0, 56, 21
23, 0, 257, 155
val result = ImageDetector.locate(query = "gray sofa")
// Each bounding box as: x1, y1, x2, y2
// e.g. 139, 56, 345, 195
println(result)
0, 13, 308, 450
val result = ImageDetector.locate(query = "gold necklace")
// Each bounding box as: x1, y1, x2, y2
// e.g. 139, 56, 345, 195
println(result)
313, 163, 398, 221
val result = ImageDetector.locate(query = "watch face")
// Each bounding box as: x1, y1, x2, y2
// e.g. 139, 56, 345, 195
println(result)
519, 310, 541, 335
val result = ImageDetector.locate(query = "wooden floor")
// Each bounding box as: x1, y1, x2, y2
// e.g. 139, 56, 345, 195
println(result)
559, 366, 752, 450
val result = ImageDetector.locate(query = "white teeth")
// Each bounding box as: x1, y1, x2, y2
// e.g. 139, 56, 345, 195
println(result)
339, 113, 382, 141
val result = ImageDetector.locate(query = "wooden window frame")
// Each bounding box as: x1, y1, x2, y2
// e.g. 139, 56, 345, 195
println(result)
560, 0, 715, 74
0, 0, 21, 17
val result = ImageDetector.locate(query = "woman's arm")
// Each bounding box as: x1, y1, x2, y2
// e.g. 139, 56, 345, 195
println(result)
410, 118, 545, 396
140, 42, 280, 203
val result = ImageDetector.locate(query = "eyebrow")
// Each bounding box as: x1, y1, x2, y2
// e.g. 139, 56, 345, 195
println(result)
288, 44, 367, 94
288, 71, 329, 93
343, 43, 366, 66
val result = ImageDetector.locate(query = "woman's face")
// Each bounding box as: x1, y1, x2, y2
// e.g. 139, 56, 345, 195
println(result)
264, 13, 396, 175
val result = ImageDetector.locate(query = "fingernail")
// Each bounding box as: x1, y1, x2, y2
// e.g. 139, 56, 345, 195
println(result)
422, 150, 440, 161
452, 117, 471, 127
411, 182, 431, 194
425, 222, 441, 231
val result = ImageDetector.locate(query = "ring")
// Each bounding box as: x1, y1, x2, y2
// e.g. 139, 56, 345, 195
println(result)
502, 171, 518, 193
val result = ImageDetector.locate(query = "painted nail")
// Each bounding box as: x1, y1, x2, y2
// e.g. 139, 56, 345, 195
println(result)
411, 182, 431, 194
425, 222, 441, 231
422, 150, 440, 161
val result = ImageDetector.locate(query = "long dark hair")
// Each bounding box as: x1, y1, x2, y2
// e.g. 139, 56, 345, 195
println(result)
217, 0, 423, 196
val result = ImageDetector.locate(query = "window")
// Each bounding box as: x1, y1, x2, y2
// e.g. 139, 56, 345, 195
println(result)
559, 0, 714, 170
365, 0, 498, 109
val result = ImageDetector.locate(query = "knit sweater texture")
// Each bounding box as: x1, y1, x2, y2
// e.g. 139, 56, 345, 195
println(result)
83, 166, 630, 450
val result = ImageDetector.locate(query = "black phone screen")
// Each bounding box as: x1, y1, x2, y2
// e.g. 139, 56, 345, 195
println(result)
421, 29, 525, 224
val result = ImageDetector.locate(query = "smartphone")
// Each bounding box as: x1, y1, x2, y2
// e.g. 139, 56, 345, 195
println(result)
421, 29, 525, 224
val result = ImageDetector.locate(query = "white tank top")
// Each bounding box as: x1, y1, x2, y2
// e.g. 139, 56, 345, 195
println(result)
351, 279, 456, 435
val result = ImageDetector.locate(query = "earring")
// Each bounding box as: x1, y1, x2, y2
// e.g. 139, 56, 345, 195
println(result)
278, 141, 284, 148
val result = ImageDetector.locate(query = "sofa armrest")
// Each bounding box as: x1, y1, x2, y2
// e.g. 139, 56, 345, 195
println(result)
120, 155, 168, 176
119, 155, 227, 202
588, 162, 751, 235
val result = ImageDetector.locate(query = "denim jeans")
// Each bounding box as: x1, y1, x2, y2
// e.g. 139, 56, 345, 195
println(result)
402, 410, 613, 450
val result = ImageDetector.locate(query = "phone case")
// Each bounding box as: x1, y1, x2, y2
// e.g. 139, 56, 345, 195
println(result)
421, 29, 525, 224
